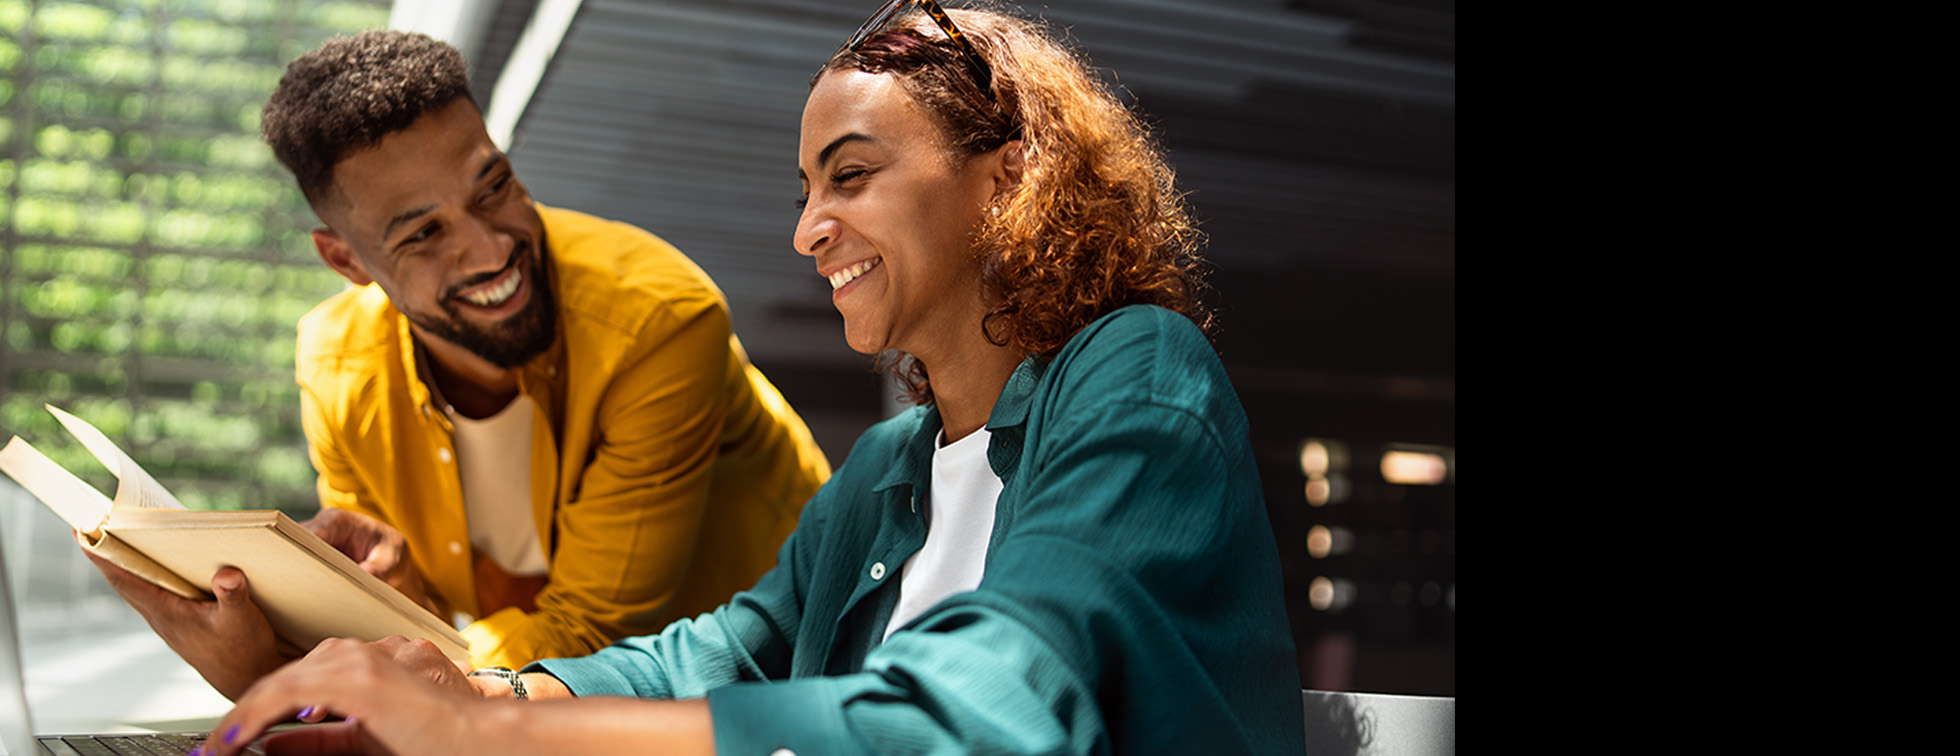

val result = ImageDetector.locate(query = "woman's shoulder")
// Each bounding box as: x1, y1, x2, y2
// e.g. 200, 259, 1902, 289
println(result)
1052, 305, 1220, 387
1063, 305, 1210, 359
1039, 305, 1243, 434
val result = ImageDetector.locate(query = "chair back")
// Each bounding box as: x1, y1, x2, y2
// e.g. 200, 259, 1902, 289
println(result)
1302, 689, 1454, 756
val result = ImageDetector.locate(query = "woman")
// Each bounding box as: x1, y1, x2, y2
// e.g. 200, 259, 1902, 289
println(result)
199, 3, 1304, 754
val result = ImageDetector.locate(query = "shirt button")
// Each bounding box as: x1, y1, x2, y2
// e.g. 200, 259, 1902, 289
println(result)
438, 447, 452, 463
869, 562, 886, 580
770, 749, 795, 756
449, 541, 464, 555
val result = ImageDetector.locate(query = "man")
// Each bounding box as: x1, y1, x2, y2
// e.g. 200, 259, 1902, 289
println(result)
85, 30, 830, 700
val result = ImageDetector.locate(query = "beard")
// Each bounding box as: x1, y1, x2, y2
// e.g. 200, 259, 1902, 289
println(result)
403, 236, 559, 369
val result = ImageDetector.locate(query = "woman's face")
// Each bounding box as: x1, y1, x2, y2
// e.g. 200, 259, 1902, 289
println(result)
795, 69, 1012, 358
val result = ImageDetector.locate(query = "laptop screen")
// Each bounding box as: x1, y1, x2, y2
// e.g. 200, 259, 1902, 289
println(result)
1, 533, 42, 756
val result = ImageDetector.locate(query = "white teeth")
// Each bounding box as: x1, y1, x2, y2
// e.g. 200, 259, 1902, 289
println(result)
828, 258, 880, 290
464, 268, 522, 306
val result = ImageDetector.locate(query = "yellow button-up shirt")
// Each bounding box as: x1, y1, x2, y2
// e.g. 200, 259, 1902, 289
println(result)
295, 205, 830, 669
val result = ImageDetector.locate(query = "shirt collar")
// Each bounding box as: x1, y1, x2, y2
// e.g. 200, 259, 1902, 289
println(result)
872, 407, 940, 494
985, 355, 1046, 432
870, 355, 1047, 493
396, 311, 436, 417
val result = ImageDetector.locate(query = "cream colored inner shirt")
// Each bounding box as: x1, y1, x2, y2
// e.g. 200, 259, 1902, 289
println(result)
449, 395, 548, 576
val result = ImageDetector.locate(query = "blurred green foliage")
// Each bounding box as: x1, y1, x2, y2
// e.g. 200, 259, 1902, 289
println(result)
2, 0, 390, 514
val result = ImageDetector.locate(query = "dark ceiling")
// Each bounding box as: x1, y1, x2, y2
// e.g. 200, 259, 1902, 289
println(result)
465, 0, 1454, 457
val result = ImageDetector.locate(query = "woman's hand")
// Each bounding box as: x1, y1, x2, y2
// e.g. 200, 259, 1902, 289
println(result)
198, 636, 501, 756
198, 635, 712, 755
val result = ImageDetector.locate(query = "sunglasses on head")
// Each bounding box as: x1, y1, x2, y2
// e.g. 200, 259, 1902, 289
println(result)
841, 0, 995, 100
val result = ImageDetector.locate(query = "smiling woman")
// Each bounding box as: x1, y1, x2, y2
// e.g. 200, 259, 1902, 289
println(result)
194, 5, 1305, 755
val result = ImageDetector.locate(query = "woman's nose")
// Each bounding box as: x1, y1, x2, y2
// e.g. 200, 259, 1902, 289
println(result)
793, 206, 834, 258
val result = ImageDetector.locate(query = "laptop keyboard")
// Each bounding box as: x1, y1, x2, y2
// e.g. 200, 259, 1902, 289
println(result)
42, 732, 206, 756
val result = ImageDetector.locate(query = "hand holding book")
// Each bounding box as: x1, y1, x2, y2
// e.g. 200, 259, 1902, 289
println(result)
306, 507, 442, 618
0, 404, 471, 699
80, 548, 292, 700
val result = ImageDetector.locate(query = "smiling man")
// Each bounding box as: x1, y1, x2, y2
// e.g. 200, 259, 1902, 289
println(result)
83, 30, 831, 700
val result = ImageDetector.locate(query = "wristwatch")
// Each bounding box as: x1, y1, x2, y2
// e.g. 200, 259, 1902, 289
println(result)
468, 666, 529, 700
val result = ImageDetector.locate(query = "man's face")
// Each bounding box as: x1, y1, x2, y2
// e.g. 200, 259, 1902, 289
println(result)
311, 99, 555, 368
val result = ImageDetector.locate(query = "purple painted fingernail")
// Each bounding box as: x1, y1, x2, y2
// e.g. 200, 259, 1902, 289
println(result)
224, 724, 240, 744
298, 705, 316, 719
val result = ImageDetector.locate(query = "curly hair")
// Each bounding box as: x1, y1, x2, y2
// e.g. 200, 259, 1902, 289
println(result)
261, 30, 476, 209
817, 4, 1213, 406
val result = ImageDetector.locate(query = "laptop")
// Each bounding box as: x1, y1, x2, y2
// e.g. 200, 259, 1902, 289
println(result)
0, 530, 242, 756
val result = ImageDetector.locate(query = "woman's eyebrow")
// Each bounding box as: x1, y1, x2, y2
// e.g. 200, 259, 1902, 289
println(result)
817, 133, 874, 170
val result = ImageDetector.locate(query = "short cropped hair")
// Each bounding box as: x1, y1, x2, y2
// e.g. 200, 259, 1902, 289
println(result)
262, 30, 475, 209
820, 5, 1213, 406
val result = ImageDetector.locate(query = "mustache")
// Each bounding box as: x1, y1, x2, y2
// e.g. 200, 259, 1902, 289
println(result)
443, 239, 529, 301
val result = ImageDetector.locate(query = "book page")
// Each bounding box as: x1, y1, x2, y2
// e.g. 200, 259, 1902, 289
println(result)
0, 436, 114, 533
46, 404, 185, 512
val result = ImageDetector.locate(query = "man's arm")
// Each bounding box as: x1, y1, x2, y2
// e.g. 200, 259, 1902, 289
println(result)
297, 376, 450, 620
525, 496, 818, 700
463, 299, 743, 666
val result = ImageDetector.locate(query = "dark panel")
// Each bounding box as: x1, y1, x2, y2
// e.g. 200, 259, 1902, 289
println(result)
497, 0, 1456, 696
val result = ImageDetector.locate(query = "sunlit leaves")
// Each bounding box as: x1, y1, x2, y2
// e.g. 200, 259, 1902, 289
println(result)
2, 0, 388, 514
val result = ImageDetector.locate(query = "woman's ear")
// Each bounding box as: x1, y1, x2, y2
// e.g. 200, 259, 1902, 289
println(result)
987, 137, 1034, 199
995, 139, 1026, 192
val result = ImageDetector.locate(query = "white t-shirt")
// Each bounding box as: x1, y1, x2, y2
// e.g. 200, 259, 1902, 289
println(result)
450, 394, 549, 576
883, 427, 1003, 641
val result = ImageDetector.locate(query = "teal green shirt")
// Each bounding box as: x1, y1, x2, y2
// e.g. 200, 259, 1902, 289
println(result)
533, 305, 1305, 755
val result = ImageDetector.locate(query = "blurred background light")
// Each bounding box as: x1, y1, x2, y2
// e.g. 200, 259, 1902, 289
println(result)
1298, 438, 1350, 507
1297, 438, 1349, 478
1307, 525, 1331, 558
1299, 439, 1329, 477
1380, 447, 1450, 485
1305, 525, 1353, 559
1307, 576, 1356, 613
1304, 476, 1330, 506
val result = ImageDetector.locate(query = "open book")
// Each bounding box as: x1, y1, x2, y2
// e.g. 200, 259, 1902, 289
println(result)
0, 404, 469, 661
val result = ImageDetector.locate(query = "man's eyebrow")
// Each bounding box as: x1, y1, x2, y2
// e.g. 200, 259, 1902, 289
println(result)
380, 154, 510, 244
476, 152, 509, 184
382, 205, 436, 244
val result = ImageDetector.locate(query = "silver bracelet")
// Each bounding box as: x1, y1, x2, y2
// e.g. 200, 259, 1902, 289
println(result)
468, 666, 528, 700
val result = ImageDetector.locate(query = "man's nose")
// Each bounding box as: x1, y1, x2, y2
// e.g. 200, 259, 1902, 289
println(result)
455, 216, 511, 273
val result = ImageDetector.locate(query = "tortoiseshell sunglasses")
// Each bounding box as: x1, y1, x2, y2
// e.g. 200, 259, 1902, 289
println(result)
841, 0, 995, 99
